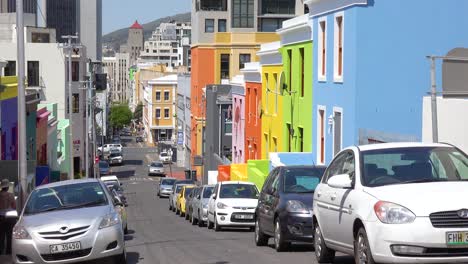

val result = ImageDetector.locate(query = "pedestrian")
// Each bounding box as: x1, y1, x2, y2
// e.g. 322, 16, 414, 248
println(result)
0, 179, 16, 255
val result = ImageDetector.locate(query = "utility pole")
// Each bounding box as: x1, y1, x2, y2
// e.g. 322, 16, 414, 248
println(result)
16, 0, 27, 209
429, 56, 439, 143
61, 34, 80, 179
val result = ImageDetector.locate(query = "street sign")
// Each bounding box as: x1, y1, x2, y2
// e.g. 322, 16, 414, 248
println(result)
177, 131, 183, 145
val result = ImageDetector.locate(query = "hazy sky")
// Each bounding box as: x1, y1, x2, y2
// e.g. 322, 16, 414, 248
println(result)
103, 0, 191, 34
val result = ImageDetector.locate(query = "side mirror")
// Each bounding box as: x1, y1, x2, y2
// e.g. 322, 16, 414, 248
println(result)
196, 195, 201, 199
328, 174, 352, 189
211, 193, 216, 200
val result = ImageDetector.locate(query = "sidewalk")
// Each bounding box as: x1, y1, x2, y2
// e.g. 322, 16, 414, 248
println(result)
0, 255, 12, 264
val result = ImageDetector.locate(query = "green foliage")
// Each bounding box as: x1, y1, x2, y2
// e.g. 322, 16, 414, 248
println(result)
133, 102, 143, 121
110, 104, 132, 129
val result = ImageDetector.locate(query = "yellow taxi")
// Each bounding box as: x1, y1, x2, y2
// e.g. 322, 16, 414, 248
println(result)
176, 185, 195, 217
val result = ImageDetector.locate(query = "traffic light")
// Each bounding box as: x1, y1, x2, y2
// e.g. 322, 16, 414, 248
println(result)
94, 73, 107, 91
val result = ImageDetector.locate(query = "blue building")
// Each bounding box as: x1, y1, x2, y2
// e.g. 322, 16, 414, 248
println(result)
305, 0, 468, 165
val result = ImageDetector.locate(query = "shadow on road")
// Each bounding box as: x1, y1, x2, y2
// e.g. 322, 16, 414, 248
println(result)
216, 228, 253, 233
126, 251, 142, 264
124, 160, 144, 166
113, 170, 136, 178
267, 243, 314, 252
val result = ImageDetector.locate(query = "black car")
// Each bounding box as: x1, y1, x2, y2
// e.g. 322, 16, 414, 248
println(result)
254, 165, 326, 252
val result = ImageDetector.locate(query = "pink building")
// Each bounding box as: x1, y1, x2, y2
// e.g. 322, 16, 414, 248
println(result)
232, 77, 246, 164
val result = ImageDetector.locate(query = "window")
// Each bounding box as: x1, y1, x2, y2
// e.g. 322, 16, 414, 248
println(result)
239, 54, 251, 70
286, 123, 292, 152
318, 107, 326, 164
261, 0, 296, 15
264, 134, 269, 158
232, 0, 254, 28
299, 127, 304, 152
264, 73, 269, 113
31, 32, 50, 43
27, 61, 39, 86
199, 0, 227, 11
164, 108, 170, 119
218, 19, 227, 32
247, 88, 251, 123
156, 108, 161, 119
254, 88, 258, 126
318, 19, 327, 80
156, 91, 161, 101
300, 48, 305, 97
333, 109, 343, 156
334, 14, 344, 81
273, 73, 278, 113
220, 54, 230, 79
72, 94, 79, 113
72, 61, 80, 82
4, 61, 15, 76
287, 50, 292, 92
164, 91, 170, 101
259, 18, 285, 32
273, 137, 277, 152
205, 19, 214, 33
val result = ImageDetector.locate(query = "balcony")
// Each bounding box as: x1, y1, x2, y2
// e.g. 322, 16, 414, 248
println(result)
196, 0, 227, 11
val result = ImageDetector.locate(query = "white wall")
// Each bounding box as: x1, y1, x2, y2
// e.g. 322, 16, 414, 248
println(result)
422, 96, 468, 153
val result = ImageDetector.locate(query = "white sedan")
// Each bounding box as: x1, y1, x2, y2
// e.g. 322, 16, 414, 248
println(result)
207, 181, 259, 232
313, 142, 468, 264
159, 152, 171, 164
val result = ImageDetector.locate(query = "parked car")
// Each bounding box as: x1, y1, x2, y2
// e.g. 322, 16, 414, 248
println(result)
255, 165, 326, 251
313, 142, 468, 264
159, 152, 171, 164
105, 180, 128, 207
99, 160, 111, 176
168, 180, 196, 211
98, 144, 123, 154
190, 185, 214, 227
136, 136, 144, 143
176, 185, 195, 217
119, 128, 132, 136
207, 181, 259, 232
110, 188, 128, 234
108, 152, 123, 166
186, 187, 201, 221
157, 178, 177, 198
12, 179, 126, 264
148, 161, 165, 176
100, 176, 122, 187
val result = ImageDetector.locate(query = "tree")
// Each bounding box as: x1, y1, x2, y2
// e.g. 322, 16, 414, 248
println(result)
109, 104, 132, 130
133, 102, 143, 122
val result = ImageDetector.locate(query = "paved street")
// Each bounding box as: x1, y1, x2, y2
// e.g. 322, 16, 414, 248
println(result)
112, 137, 354, 264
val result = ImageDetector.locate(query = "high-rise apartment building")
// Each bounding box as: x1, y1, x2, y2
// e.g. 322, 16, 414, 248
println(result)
45, 0, 77, 40
0, 0, 37, 14
122, 20, 144, 66
103, 53, 130, 103
139, 22, 191, 69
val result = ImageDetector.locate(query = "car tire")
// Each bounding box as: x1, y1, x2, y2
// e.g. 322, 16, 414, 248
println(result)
274, 218, 289, 252
191, 213, 198, 225
124, 225, 128, 235
207, 218, 214, 229
176, 207, 180, 215
214, 214, 222, 232
185, 211, 190, 220
314, 223, 335, 263
255, 219, 269, 246
198, 211, 204, 227
114, 251, 127, 264
354, 227, 376, 264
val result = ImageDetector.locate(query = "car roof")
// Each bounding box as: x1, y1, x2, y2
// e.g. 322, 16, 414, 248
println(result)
219, 181, 255, 185
355, 142, 451, 152
100, 176, 119, 182
203, 184, 215, 188
35, 178, 100, 190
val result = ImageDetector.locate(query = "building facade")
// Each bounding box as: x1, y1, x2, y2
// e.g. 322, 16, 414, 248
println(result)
123, 20, 144, 66
176, 74, 191, 168
231, 76, 245, 164
144, 75, 177, 145
103, 53, 130, 103
0, 76, 17, 160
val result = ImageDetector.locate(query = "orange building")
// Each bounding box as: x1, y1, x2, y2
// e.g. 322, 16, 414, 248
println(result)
242, 62, 262, 161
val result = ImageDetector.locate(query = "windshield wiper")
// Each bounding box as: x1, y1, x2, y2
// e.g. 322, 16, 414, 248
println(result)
401, 178, 448, 184
61, 200, 106, 210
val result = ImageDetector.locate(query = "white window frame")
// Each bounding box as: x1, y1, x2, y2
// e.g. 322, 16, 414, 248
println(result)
155, 107, 161, 119
316, 105, 326, 165
332, 107, 343, 156
318, 17, 327, 82
333, 12, 344, 83
163, 107, 170, 119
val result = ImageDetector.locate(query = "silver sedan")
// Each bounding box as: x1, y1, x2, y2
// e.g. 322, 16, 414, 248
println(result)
12, 179, 126, 264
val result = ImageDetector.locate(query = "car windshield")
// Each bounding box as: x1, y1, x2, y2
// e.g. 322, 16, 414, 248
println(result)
203, 187, 214, 198
105, 181, 121, 191
283, 167, 325, 193
161, 179, 176, 185
99, 161, 109, 168
151, 162, 163, 167
219, 184, 259, 199
184, 188, 193, 196
160, 152, 168, 157
362, 147, 468, 187
24, 182, 108, 215
176, 180, 195, 185
175, 185, 184, 193
109, 153, 121, 158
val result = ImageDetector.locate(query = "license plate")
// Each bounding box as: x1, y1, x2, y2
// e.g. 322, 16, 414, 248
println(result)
50, 242, 81, 254
447, 232, 468, 246
235, 214, 253, 219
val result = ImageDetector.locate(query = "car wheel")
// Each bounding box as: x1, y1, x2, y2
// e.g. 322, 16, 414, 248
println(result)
176, 207, 180, 215
198, 211, 204, 227
207, 217, 214, 229
114, 251, 127, 264
255, 219, 269, 246
354, 228, 376, 264
191, 212, 198, 225
314, 223, 335, 263
185, 211, 190, 220
214, 214, 221, 232
169, 203, 172, 210
124, 225, 128, 235
274, 218, 289, 252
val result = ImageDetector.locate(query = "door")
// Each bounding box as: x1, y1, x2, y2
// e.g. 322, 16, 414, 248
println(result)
333, 111, 342, 156
257, 168, 277, 233
262, 168, 280, 234
208, 184, 219, 222
318, 109, 325, 164
326, 151, 356, 250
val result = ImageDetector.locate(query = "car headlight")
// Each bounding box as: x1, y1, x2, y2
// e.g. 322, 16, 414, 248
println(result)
99, 213, 120, 229
286, 200, 309, 213
374, 201, 416, 224
217, 202, 228, 209
13, 225, 31, 240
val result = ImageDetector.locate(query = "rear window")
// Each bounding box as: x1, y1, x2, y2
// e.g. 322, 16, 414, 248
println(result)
161, 179, 176, 185
160, 153, 168, 157
151, 162, 163, 167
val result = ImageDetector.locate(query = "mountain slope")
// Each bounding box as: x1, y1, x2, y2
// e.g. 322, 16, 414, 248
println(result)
103, 12, 191, 52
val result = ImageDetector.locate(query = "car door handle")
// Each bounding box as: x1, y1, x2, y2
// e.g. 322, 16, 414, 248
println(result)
330, 194, 337, 201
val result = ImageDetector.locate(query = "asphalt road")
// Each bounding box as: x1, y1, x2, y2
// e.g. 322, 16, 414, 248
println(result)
113, 137, 355, 264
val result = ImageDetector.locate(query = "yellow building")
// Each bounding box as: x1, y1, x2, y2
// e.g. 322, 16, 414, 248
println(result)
143, 75, 178, 145
257, 42, 284, 159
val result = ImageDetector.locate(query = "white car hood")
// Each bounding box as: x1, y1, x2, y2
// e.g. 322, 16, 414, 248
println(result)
219, 198, 258, 208
364, 182, 468, 216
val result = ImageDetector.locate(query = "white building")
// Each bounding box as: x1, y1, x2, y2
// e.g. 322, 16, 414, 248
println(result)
176, 73, 191, 169
139, 22, 191, 68
103, 53, 130, 103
